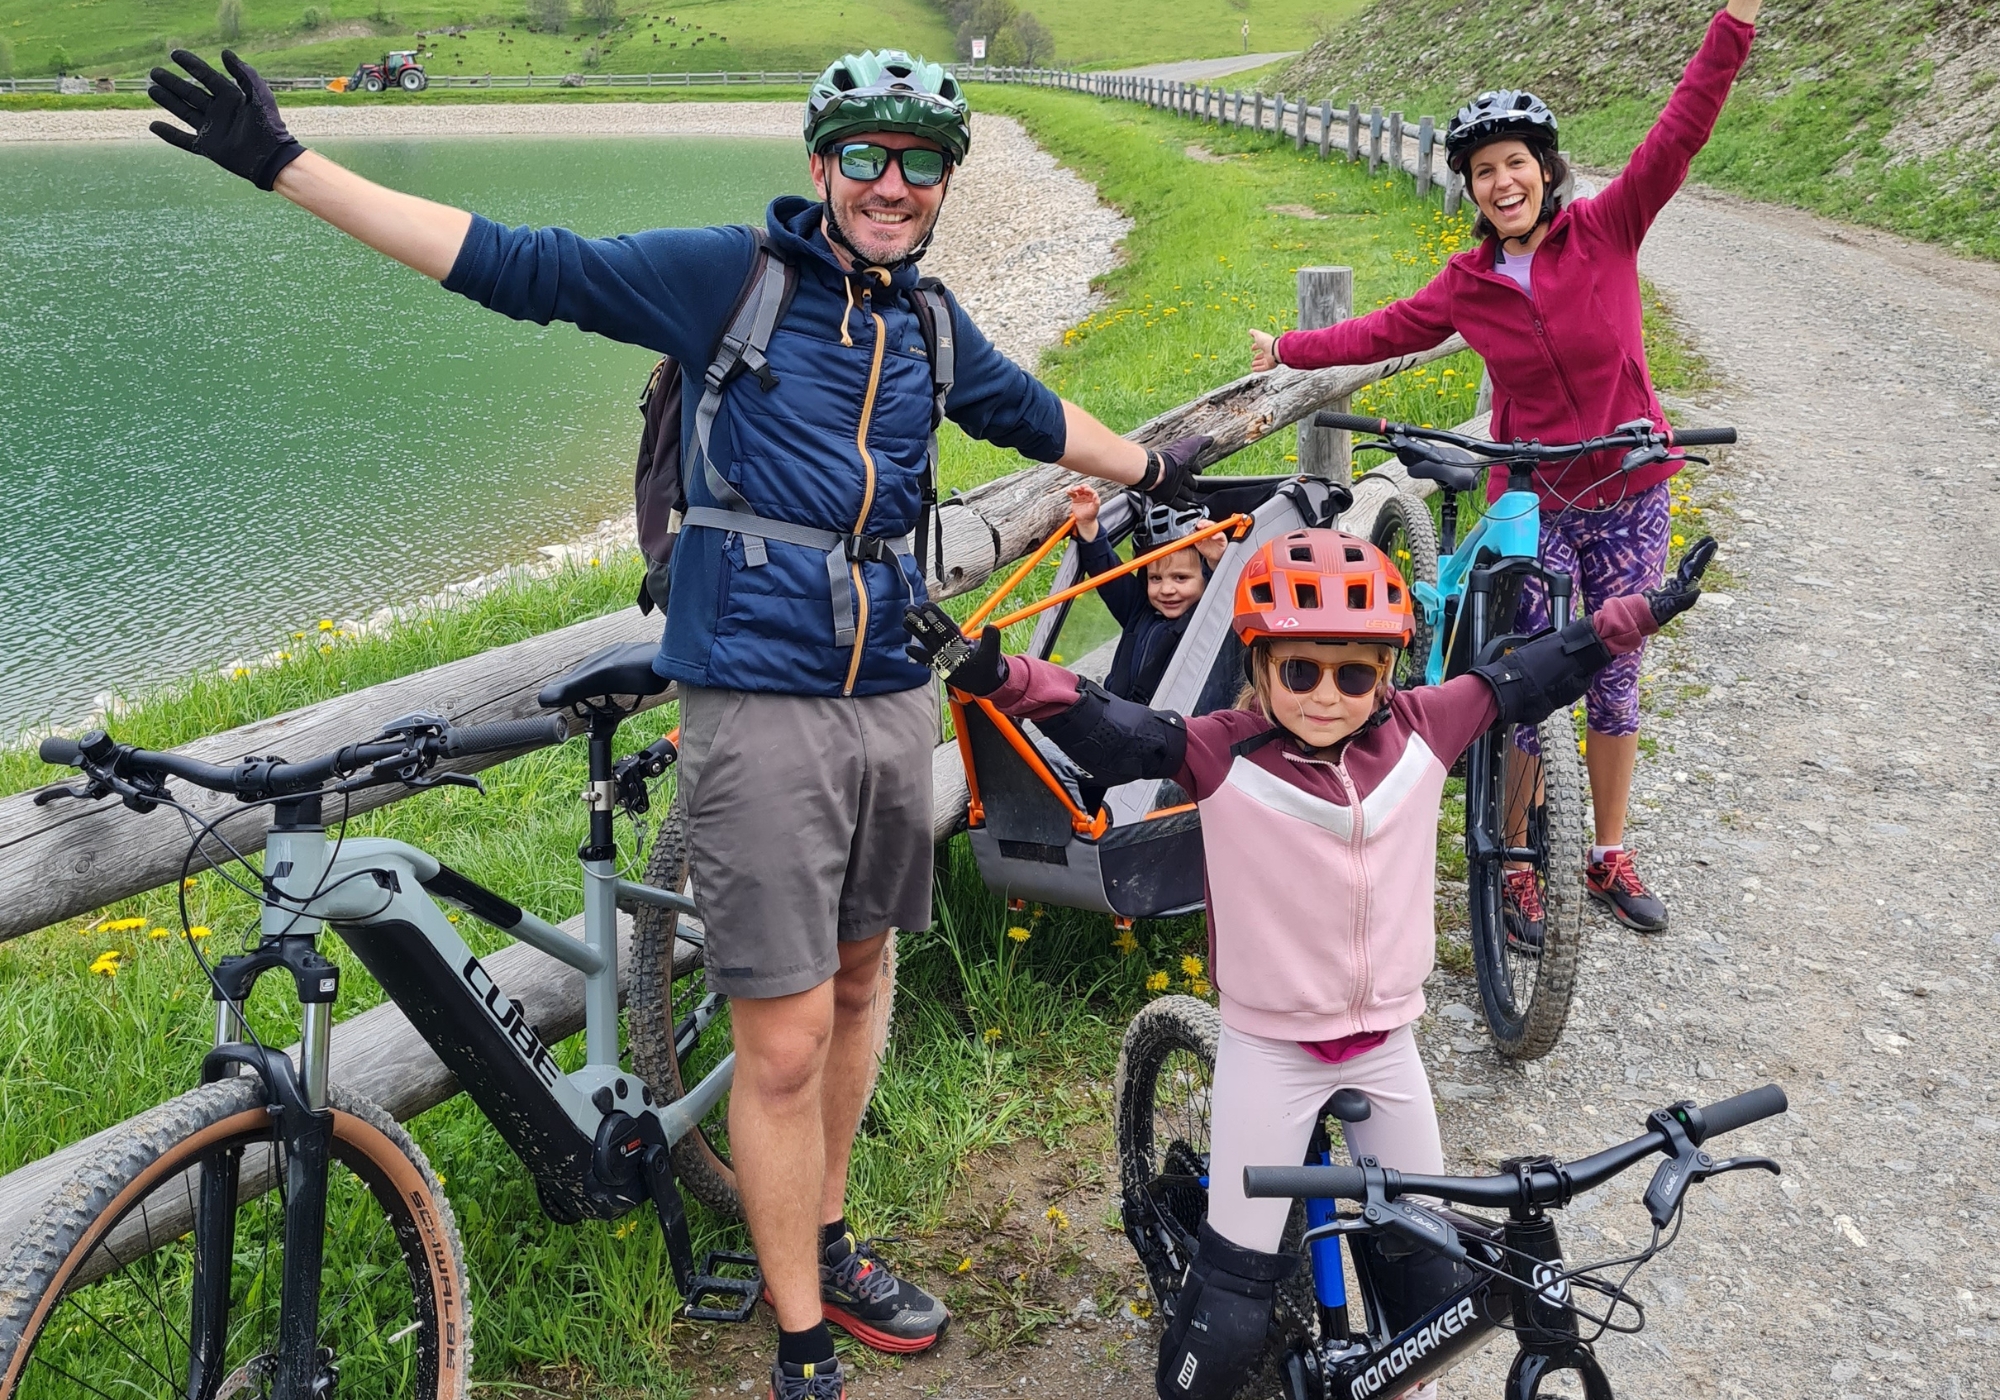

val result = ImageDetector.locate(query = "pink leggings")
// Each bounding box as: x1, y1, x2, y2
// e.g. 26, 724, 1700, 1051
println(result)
1205, 1021, 1443, 1253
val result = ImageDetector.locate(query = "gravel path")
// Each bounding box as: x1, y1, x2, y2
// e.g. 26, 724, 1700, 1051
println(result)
1108, 52, 1299, 80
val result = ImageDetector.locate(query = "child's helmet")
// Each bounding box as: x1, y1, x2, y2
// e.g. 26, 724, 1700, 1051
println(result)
1132, 501, 1206, 552
1232, 529, 1414, 647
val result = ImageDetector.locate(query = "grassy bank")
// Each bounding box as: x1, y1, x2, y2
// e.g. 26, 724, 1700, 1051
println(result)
3, 90, 1522, 1394
1277, 0, 2000, 263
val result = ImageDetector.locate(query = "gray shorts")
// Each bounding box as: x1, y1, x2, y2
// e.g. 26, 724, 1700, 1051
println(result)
677, 681, 938, 999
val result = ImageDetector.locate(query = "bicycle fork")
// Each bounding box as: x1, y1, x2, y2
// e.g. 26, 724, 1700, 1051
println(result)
1463, 566, 1573, 870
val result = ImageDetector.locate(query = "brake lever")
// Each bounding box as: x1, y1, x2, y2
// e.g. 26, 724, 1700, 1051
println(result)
33, 782, 92, 806
1357, 1157, 1467, 1262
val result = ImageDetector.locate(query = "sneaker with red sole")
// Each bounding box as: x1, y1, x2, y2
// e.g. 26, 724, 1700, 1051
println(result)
1585, 849, 1668, 932
769, 1357, 845, 1400
820, 1232, 948, 1353
1501, 868, 1546, 953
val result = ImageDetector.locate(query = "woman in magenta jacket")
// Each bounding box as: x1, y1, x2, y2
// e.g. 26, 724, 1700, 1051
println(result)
1250, 0, 1760, 934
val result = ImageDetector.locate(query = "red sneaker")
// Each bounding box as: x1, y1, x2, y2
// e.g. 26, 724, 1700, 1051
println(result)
1502, 868, 1545, 953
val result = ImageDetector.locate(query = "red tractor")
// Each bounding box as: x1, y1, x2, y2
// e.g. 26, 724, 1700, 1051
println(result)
344, 50, 427, 92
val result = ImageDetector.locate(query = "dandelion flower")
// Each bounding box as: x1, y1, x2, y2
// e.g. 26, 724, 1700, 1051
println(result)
957, 1257, 973, 1273
188, 926, 212, 940
148, 926, 171, 940
1007, 925, 1031, 943
984, 1027, 1002, 1042
1180, 954, 1205, 978
1190, 978, 1212, 997
1672, 534, 1686, 546
90, 950, 122, 977
1112, 929, 1139, 956
182, 876, 199, 890
1145, 971, 1170, 992
318, 619, 334, 631
1046, 1206, 1071, 1230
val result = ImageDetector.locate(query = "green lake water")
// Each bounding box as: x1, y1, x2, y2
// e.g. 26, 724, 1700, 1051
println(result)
0, 135, 802, 735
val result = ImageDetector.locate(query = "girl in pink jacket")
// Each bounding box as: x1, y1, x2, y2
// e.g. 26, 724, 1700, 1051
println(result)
905, 529, 1712, 1400
1250, 0, 1761, 937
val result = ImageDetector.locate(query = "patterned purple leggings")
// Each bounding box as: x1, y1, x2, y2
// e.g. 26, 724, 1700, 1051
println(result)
1514, 481, 1672, 737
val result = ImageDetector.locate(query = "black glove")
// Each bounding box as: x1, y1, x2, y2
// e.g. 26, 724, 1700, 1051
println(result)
904, 604, 1009, 695
149, 50, 307, 191
1135, 434, 1213, 504
1645, 535, 1716, 626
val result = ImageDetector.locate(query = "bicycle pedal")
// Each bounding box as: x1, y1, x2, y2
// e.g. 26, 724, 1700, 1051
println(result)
683, 1250, 761, 1323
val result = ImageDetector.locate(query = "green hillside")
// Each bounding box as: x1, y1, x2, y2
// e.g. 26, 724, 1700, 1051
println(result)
0, 0, 1360, 80
1275, 0, 2000, 261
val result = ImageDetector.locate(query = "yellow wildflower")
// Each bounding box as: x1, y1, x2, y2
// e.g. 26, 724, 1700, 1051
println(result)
1190, 978, 1212, 997
1112, 929, 1139, 956
1007, 925, 1031, 943
1180, 954, 1205, 978
957, 1257, 973, 1273
188, 926, 212, 940
89, 950, 122, 977
182, 876, 199, 890
148, 926, 171, 940
1045, 1206, 1071, 1230
1671, 534, 1686, 546
984, 1027, 1002, 1042
1145, 971, 1169, 992
318, 619, 334, 631
100, 917, 147, 933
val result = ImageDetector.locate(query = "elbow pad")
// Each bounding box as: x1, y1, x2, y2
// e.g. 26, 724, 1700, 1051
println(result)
1472, 617, 1614, 727
1037, 679, 1187, 783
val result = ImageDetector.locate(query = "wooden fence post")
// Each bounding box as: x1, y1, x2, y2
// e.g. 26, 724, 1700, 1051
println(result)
1296, 92, 1308, 148
1475, 368, 1493, 418
1388, 110, 1403, 179
1347, 100, 1361, 161
1273, 92, 1283, 139
1319, 97, 1333, 159
1368, 105, 1383, 172
1296, 267, 1355, 480
1416, 116, 1435, 197
1444, 166, 1464, 216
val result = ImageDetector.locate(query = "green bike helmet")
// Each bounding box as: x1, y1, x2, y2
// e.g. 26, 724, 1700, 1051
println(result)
805, 50, 971, 163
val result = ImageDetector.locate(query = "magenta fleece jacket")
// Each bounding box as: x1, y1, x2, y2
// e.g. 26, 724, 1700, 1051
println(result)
1275, 8, 1755, 509
984, 596, 1656, 1041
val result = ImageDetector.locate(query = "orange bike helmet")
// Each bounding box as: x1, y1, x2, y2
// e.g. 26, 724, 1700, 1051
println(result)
1232, 529, 1415, 647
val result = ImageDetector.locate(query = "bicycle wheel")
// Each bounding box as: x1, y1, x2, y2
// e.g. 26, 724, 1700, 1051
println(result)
1114, 996, 1311, 1397
1465, 707, 1589, 1059
0, 1078, 468, 1400
629, 785, 740, 1219
1366, 489, 1439, 691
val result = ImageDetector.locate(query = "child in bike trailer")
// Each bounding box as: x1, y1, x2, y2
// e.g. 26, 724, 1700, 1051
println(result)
908, 528, 1712, 1400
1249, 0, 1762, 935
1065, 483, 1228, 706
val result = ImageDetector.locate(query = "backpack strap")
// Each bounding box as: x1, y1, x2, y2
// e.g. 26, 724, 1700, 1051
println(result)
909, 279, 956, 585
690, 227, 798, 569
681, 228, 916, 647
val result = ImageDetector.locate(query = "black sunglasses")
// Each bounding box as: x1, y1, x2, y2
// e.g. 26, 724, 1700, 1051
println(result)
832, 142, 951, 188
1275, 656, 1388, 698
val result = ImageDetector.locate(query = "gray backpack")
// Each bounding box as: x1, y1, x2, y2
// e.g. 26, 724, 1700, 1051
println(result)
634, 228, 957, 634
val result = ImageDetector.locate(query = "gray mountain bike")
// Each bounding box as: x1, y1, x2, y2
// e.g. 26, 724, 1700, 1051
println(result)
0, 641, 748, 1400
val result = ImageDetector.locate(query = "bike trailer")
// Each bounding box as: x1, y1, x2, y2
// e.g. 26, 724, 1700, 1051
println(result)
955, 473, 1350, 920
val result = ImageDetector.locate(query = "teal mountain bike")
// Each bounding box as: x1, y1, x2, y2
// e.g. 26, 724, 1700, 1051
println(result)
1316, 413, 1734, 1058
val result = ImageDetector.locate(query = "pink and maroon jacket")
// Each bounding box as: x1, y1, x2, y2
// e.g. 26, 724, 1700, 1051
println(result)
1274, 8, 1754, 509
984, 598, 1654, 1043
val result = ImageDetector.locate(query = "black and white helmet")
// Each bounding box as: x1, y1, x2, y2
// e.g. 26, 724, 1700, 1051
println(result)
1133, 501, 1207, 553
1444, 89, 1558, 173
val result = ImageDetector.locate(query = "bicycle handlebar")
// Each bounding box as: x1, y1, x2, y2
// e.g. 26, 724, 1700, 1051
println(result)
1667, 427, 1737, 447
442, 716, 570, 758
1310, 413, 1737, 465
39, 713, 571, 804
1243, 1085, 1787, 1208
1311, 412, 1393, 434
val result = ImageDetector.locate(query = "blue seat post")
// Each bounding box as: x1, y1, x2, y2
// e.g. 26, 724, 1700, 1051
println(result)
1305, 1150, 1350, 1343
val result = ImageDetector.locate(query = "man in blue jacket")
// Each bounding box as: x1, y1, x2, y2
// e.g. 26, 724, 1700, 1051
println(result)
148, 46, 1210, 1400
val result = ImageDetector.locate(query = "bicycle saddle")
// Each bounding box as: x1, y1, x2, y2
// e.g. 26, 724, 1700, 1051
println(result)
538, 640, 672, 711
1325, 1087, 1372, 1124
1396, 440, 1482, 495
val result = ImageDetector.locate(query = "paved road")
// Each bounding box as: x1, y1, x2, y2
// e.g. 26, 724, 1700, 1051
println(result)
1105, 52, 1296, 81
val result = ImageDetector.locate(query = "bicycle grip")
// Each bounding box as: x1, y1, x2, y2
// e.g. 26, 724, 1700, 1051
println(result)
1243, 1164, 1369, 1201
38, 737, 82, 766
1311, 411, 1391, 434
1694, 1084, 1787, 1144
442, 716, 570, 758
1669, 427, 1737, 447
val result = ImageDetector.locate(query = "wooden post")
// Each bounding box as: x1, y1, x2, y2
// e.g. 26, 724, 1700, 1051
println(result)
1296, 92, 1308, 148
1318, 98, 1333, 160
1368, 105, 1383, 172
1346, 100, 1361, 161
1296, 267, 1355, 480
1475, 368, 1493, 418
1416, 115, 1435, 197
1388, 110, 1403, 178
1274, 92, 1284, 139
1444, 166, 1464, 216
1253, 91, 1264, 134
